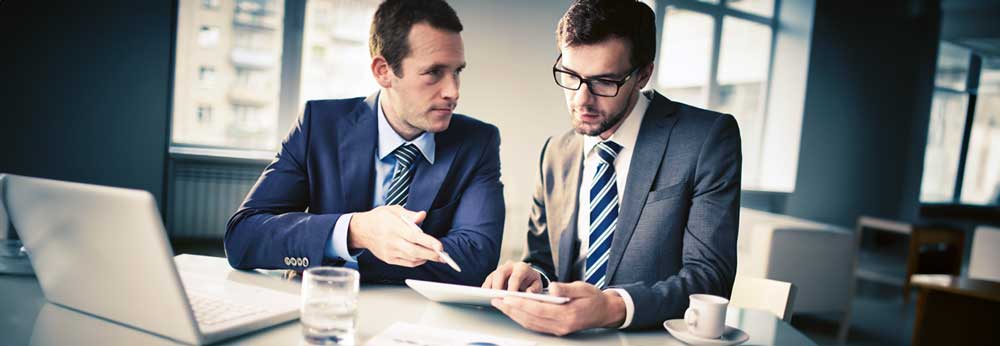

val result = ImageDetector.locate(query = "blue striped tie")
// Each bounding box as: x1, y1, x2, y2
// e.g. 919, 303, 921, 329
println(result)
384, 143, 421, 206
585, 140, 623, 288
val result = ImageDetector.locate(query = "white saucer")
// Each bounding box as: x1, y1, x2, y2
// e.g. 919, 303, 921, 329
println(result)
663, 319, 750, 346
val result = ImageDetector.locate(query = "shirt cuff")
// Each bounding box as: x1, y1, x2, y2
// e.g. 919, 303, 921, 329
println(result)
605, 288, 635, 329
326, 213, 362, 263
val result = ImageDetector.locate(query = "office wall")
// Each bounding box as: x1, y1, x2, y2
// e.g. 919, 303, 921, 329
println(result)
0, 0, 174, 207
780, 0, 940, 227
449, 0, 572, 260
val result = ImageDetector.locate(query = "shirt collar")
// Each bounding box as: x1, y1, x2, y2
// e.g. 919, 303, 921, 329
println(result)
582, 91, 651, 157
376, 92, 436, 164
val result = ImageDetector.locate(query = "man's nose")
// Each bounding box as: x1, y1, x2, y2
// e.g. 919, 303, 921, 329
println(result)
440, 73, 460, 101
571, 82, 593, 107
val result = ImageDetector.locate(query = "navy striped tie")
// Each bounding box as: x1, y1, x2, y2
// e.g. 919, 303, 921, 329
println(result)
384, 144, 421, 206
584, 140, 623, 288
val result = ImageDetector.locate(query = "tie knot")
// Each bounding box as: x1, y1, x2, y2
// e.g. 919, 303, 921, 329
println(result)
595, 140, 622, 165
392, 143, 421, 167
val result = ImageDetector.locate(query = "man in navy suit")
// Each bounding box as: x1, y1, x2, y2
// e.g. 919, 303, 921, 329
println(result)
483, 0, 740, 334
224, 0, 504, 286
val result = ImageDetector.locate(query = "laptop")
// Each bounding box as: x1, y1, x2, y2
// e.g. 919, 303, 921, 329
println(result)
1, 174, 300, 345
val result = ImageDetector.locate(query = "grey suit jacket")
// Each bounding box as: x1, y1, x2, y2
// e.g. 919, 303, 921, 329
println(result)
523, 90, 741, 329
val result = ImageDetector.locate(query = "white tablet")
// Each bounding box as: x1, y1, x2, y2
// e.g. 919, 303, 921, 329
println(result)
405, 279, 570, 306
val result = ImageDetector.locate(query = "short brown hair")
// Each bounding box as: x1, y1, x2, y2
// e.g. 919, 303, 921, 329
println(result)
557, 0, 656, 68
369, 0, 463, 77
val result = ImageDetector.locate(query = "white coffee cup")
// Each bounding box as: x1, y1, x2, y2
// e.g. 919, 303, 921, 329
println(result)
684, 294, 729, 339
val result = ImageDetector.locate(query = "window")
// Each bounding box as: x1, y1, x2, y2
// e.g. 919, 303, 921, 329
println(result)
727, 0, 773, 17
715, 16, 771, 144
202, 0, 219, 10
654, 0, 786, 191
172, 0, 377, 153
172, 0, 286, 151
919, 42, 1000, 208
961, 57, 1000, 205
198, 25, 219, 47
197, 104, 213, 123
198, 66, 215, 83
658, 8, 713, 107
963, 82, 1000, 204
311, 45, 326, 60
298, 0, 379, 106
234, 67, 273, 89
232, 105, 269, 130
920, 90, 969, 202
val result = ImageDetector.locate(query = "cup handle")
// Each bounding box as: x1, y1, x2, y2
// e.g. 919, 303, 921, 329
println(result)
684, 307, 698, 330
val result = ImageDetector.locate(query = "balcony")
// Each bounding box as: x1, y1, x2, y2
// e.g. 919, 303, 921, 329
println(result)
233, 12, 280, 30
230, 48, 276, 69
228, 87, 273, 107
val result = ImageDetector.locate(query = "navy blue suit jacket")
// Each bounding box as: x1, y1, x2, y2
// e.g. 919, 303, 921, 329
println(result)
224, 94, 505, 285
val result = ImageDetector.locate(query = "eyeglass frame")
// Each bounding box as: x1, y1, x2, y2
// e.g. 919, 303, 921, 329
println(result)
552, 54, 642, 97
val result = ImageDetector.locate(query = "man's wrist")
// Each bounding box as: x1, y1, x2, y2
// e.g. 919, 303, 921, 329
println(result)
347, 211, 367, 249
601, 290, 627, 328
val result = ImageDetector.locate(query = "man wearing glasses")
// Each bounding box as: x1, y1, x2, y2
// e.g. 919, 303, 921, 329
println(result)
482, 0, 740, 335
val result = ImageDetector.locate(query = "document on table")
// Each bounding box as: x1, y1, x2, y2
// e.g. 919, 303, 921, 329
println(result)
366, 322, 536, 346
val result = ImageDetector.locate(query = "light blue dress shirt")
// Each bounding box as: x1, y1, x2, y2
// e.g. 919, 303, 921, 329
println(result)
325, 94, 436, 262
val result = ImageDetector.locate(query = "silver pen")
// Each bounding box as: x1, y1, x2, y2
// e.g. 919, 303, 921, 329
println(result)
395, 213, 462, 272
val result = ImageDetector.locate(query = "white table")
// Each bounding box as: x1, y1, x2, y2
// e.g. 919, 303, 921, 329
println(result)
0, 255, 817, 345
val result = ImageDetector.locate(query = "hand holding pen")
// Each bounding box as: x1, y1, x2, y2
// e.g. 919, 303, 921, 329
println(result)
393, 212, 462, 272
347, 205, 461, 272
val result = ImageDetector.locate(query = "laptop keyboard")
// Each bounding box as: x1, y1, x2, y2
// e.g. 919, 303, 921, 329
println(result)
187, 291, 268, 326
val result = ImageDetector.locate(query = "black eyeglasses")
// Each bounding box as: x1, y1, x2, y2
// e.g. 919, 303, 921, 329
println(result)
552, 54, 640, 97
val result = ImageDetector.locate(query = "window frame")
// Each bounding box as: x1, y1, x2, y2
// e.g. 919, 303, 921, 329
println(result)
169, 0, 305, 161
920, 44, 1000, 219
652, 0, 782, 191
922, 47, 979, 205
202, 0, 220, 10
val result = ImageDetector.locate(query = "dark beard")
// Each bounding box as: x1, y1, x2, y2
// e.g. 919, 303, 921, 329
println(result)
573, 87, 636, 136
575, 108, 626, 136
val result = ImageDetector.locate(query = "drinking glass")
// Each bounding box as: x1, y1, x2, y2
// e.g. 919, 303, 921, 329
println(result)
301, 267, 359, 345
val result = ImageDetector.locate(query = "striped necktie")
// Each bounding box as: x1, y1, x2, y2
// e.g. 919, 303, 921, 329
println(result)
384, 143, 421, 206
584, 140, 623, 288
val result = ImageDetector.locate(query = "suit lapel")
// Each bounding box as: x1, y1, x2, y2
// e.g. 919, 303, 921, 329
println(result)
605, 91, 679, 283
405, 124, 460, 214
557, 135, 583, 282
337, 94, 378, 212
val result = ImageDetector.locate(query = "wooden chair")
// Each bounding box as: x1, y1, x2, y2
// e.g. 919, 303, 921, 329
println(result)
905, 225, 964, 302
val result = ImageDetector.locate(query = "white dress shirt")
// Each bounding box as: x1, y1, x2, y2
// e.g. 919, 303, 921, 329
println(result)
576, 92, 650, 329
326, 92, 436, 262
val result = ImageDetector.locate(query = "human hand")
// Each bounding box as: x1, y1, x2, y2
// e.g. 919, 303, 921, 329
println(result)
481, 261, 543, 293
491, 281, 625, 336
347, 205, 443, 267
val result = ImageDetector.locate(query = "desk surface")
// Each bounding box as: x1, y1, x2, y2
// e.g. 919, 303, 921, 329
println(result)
0, 255, 817, 346
910, 274, 1000, 303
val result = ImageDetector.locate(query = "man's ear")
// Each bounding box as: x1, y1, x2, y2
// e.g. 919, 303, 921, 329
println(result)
371, 56, 393, 88
636, 62, 654, 90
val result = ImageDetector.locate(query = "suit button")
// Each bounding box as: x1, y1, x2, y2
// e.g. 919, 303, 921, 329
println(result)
303, 258, 310, 267
284, 257, 290, 265
296, 258, 303, 267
